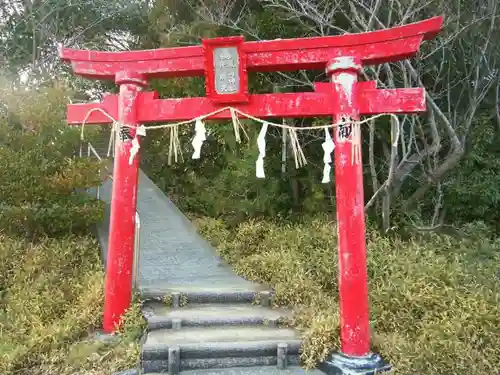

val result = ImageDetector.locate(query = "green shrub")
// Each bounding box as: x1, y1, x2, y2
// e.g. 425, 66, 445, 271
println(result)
0, 84, 104, 238
196, 215, 500, 375
445, 117, 500, 229
0, 83, 142, 375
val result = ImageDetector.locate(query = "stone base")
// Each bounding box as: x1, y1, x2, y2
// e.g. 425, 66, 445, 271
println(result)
319, 352, 392, 375
112, 369, 138, 375
91, 330, 120, 344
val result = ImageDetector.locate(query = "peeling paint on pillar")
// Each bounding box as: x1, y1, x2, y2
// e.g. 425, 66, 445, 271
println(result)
102, 71, 147, 333
327, 57, 372, 357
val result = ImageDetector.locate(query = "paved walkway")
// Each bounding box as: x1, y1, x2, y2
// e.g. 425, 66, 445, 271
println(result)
95, 169, 259, 293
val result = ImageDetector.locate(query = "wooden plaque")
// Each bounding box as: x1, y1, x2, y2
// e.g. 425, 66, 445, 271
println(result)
202, 36, 249, 104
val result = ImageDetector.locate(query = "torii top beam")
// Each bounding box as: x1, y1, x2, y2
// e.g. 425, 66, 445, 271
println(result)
59, 17, 443, 80
62, 16, 443, 125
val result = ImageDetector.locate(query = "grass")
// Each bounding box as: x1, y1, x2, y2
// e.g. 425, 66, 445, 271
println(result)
0, 234, 144, 375
195, 215, 500, 375
1, 211, 498, 375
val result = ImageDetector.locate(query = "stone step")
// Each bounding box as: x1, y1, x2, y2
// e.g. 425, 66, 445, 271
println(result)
141, 326, 302, 373
143, 356, 302, 373
154, 365, 325, 374
143, 302, 292, 331
142, 326, 301, 355
140, 281, 274, 306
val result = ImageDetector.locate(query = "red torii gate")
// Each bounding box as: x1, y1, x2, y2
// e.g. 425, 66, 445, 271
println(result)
60, 16, 442, 374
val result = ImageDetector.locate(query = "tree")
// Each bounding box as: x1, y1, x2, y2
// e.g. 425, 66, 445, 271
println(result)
0, 0, 151, 85
4, 0, 499, 231
190, 0, 500, 230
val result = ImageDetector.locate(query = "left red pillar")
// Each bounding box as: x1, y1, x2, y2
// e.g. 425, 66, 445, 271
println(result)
103, 71, 147, 333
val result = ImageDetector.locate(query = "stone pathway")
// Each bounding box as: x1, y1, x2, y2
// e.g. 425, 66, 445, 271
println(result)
95, 167, 323, 375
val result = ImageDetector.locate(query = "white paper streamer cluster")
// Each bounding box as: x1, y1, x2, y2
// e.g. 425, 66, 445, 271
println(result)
128, 125, 147, 165
191, 118, 207, 159
256, 122, 269, 178
126, 115, 336, 184
80, 106, 400, 183
321, 127, 335, 183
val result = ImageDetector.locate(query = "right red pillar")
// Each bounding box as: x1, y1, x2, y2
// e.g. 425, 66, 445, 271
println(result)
321, 56, 391, 374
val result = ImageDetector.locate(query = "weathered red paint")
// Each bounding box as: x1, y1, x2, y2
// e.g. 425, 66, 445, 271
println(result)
66, 84, 426, 124
327, 57, 370, 356
102, 72, 146, 333
59, 17, 442, 80
60, 16, 443, 350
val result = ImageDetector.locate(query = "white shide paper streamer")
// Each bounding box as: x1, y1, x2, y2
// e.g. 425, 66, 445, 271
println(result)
191, 118, 207, 159
321, 127, 335, 183
256, 122, 269, 178
230, 108, 242, 143
129, 137, 140, 165
136, 125, 147, 137
128, 125, 147, 165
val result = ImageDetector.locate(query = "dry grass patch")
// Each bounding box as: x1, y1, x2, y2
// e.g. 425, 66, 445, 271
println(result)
196, 216, 500, 375
0, 234, 144, 375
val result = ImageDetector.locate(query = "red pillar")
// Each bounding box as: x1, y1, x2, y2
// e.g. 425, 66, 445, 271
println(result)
327, 57, 371, 357
103, 71, 147, 333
